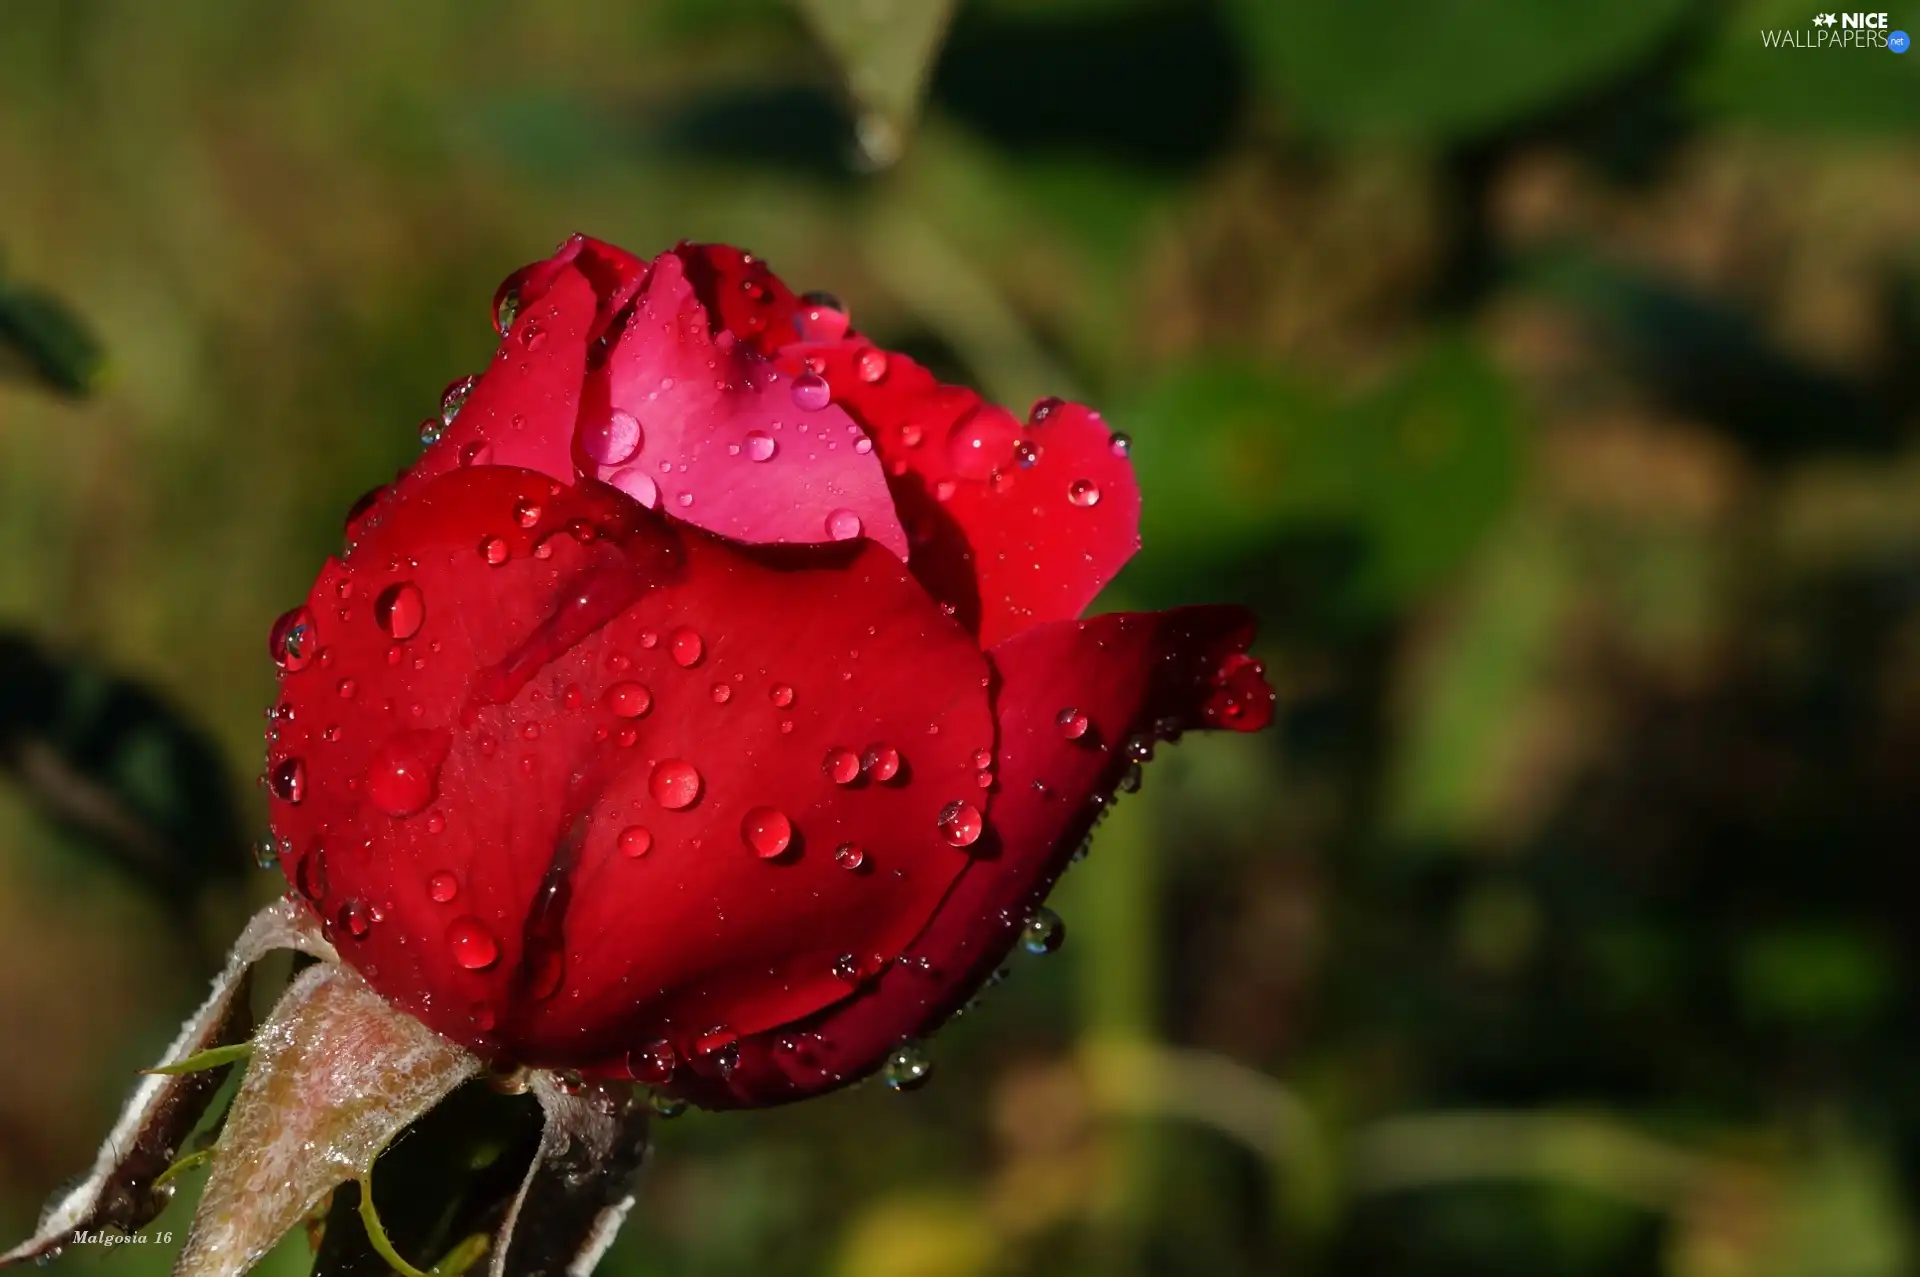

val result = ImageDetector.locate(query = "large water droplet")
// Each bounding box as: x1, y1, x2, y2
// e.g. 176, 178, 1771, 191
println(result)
741, 806, 792, 859
770, 683, 795, 708
448, 917, 500, 970
823, 747, 861, 785
374, 581, 425, 640
605, 681, 653, 718
441, 375, 477, 426
793, 292, 850, 343
1029, 397, 1064, 425
428, 871, 459, 903
1056, 707, 1090, 740
418, 417, 444, 447
863, 743, 902, 782
945, 408, 1019, 481
790, 373, 832, 411
367, 730, 446, 817
581, 410, 643, 467
1022, 906, 1065, 955
744, 430, 777, 462
670, 628, 704, 667
855, 347, 889, 383
884, 1041, 933, 1092
833, 842, 865, 871
1109, 432, 1132, 458
626, 1039, 677, 1086
269, 606, 317, 672
650, 759, 702, 809
269, 757, 306, 804
936, 800, 983, 847
480, 536, 510, 565
825, 508, 863, 541
1068, 479, 1102, 508
609, 467, 659, 509
618, 825, 654, 858
336, 898, 373, 940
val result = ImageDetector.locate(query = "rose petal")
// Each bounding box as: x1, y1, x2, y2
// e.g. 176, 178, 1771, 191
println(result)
572, 254, 908, 559
671, 241, 804, 361
774, 343, 1141, 647
669, 604, 1272, 1106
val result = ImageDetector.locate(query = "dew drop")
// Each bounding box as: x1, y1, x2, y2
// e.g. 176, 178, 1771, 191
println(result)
710, 683, 732, 705
418, 417, 444, 447
428, 871, 459, 903
1068, 478, 1102, 508
855, 346, 889, 383
626, 1039, 677, 1086
1030, 396, 1064, 425
269, 757, 306, 804
618, 825, 654, 858
513, 499, 543, 529
366, 730, 446, 817
269, 607, 317, 672
374, 581, 425, 640
884, 1042, 933, 1092
336, 898, 373, 940
298, 845, 329, 900
441, 375, 477, 426
833, 842, 865, 871
741, 806, 793, 859
945, 408, 1019, 480
793, 291, 850, 342
1022, 906, 1065, 955
971, 748, 993, 770
936, 800, 983, 847
769, 683, 795, 708
1014, 440, 1042, 469
1109, 432, 1132, 458
605, 681, 652, 719
862, 743, 901, 782
669, 628, 704, 667
337, 677, 357, 699
1056, 707, 1090, 740
581, 410, 643, 466
744, 430, 777, 462
825, 508, 863, 541
823, 748, 861, 785
608, 467, 659, 509
650, 759, 702, 809
480, 536, 510, 565
448, 917, 500, 971
790, 372, 831, 411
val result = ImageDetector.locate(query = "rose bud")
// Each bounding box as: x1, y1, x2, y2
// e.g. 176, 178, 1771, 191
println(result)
3, 236, 1273, 1277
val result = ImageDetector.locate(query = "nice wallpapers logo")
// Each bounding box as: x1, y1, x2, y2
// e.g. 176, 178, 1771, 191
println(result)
1762, 11, 1912, 49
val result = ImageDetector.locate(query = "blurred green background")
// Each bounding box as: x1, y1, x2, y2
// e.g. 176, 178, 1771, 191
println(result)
3, 1, 1919, 1274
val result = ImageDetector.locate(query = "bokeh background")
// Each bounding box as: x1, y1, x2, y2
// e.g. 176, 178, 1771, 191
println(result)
3, 1, 1919, 1274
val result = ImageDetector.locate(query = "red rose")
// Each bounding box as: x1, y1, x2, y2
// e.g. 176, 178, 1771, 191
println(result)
265, 235, 1273, 1107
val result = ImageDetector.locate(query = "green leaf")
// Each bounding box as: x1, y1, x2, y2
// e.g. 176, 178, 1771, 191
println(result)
791, 0, 957, 165
1224, 0, 1693, 143
1124, 340, 1523, 621
0, 277, 106, 396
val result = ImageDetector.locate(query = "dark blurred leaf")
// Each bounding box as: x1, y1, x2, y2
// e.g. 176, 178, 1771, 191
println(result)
1225, 0, 1693, 143
0, 275, 105, 396
792, 0, 956, 166
1123, 341, 1522, 621
1693, 0, 1920, 135
0, 633, 248, 906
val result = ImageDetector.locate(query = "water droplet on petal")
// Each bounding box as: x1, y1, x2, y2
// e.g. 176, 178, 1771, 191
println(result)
336, 898, 373, 940
1056, 707, 1090, 739
441, 375, 477, 426
971, 748, 993, 770
670, 628, 704, 667
1109, 432, 1132, 458
741, 806, 792, 858
298, 845, 329, 900
825, 508, 863, 541
791, 373, 832, 411
418, 417, 444, 447
618, 825, 653, 858
269, 757, 306, 804
367, 730, 446, 817
650, 759, 702, 809
480, 536, 510, 565
609, 467, 659, 509
513, 499, 543, 529
270, 607, 317, 672
770, 683, 795, 708
428, 871, 459, 903
1022, 906, 1065, 954
862, 744, 901, 782
1068, 478, 1102, 507
1030, 396, 1064, 425
710, 683, 732, 704
448, 917, 500, 970
823, 748, 861, 785
884, 1042, 933, 1092
744, 430, 777, 462
936, 800, 983, 847
855, 347, 889, 383
626, 1039, 677, 1085
1014, 440, 1042, 469
605, 681, 653, 718
581, 410, 643, 467
945, 408, 1020, 480
833, 842, 865, 871
374, 582, 425, 640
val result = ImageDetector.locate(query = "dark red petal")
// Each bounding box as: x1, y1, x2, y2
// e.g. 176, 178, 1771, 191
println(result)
668, 605, 1273, 1107
574, 253, 908, 558
269, 466, 992, 1070
772, 343, 1141, 647
672, 242, 804, 361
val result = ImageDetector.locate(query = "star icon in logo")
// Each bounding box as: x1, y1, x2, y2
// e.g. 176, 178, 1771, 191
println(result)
1813, 11, 1837, 24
